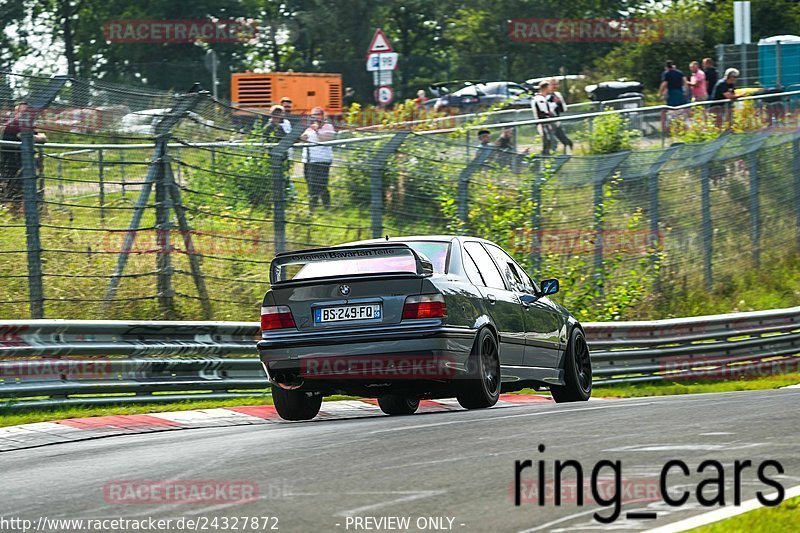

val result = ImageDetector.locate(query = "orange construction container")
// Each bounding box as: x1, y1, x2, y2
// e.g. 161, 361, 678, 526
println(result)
231, 72, 343, 116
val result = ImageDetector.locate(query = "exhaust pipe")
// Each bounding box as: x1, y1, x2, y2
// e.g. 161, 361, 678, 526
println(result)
273, 372, 304, 390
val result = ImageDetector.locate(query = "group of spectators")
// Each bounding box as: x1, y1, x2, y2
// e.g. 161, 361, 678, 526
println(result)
659, 58, 740, 106
263, 96, 336, 210
531, 78, 573, 155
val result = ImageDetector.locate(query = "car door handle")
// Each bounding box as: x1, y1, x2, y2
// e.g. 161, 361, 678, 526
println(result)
486, 294, 497, 305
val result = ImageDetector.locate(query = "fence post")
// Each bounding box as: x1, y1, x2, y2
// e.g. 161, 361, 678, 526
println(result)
164, 157, 212, 319
748, 152, 760, 268
530, 155, 569, 276
591, 152, 630, 296
593, 173, 604, 292
270, 124, 304, 254
456, 144, 494, 230
370, 132, 409, 239
700, 163, 713, 291
98, 148, 105, 226
794, 136, 800, 251
155, 151, 174, 318
20, 132, 44, 318
647, 145, 680, 269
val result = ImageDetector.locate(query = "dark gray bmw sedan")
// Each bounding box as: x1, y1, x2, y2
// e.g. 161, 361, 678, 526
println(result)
257, 236, 592, 420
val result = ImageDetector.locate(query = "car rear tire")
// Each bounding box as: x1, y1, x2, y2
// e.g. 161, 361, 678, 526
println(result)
551, 327, 592, 403
378, 395, 420, 416
271, 386, 323, 421
457, 329, 501, 409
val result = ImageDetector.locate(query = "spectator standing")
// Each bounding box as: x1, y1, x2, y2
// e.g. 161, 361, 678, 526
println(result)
531, 81, 555, 155
415, 89, 427, 108
659, 60, 688, 106
688, 61, 707, 101
265, 105, 287, 142
547, 78, 573, 153
1, 102, 46, 216
702, 58, 719, 99
710, 68, 739, 126
477, 129, 492, 147
301, 106, 335, 210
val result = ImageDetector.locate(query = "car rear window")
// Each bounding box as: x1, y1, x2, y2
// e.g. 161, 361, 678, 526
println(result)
292, 253, 418, 280
405, 241, 450, 273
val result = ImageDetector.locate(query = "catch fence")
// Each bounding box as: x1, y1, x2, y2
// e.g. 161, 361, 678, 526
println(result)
1, 72, 800, 321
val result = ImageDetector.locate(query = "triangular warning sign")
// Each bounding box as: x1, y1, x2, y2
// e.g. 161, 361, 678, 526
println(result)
368, 28, 393, 53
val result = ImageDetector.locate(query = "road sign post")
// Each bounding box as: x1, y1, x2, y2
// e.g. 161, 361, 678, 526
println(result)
366, 28, 397, 106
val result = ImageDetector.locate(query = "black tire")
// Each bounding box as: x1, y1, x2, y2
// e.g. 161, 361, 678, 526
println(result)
551, 327, 592, 403
457, 328, 501, 409
378, 395, 420, 416
271, 386, 323, 421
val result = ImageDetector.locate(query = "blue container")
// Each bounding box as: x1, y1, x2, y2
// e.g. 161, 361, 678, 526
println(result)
758, 40, 800, 89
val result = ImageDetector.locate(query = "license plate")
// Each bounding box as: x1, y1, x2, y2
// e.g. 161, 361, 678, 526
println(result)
314, 304, 382, 323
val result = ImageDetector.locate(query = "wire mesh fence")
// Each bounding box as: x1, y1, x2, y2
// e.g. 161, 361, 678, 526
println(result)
1, 71, 799, 321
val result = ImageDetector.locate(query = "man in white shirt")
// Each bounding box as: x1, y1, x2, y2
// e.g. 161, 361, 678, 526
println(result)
531, 81, 555, 155
548, 78, 573, 153
301, 107, 335, 209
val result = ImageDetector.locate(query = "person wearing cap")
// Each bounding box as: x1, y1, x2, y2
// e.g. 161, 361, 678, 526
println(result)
300, 106, 335, 210
265, 105, 287, 142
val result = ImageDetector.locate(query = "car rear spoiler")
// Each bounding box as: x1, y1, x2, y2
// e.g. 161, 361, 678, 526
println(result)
270, 243, 434, 285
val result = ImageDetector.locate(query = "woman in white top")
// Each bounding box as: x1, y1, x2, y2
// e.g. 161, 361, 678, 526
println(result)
300, 107, 335, 209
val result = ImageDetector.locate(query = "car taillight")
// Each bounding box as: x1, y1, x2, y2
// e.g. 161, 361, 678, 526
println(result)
402, 294, 447, 319
261, 305, 296, 330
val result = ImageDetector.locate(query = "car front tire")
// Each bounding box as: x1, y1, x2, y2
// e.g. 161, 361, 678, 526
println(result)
457, 328, 501, 409
551, 327, 592, 403
271, 386, 323, 421
378, 395, 420, 416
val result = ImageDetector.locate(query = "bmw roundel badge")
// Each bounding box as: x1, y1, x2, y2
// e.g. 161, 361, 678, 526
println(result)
339, 285, 351, 296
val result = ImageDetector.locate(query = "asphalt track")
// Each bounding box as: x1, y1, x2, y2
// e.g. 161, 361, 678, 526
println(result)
1, 388, 798, 533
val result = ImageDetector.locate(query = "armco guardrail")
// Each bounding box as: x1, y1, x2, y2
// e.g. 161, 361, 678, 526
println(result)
1, 306, 798, 408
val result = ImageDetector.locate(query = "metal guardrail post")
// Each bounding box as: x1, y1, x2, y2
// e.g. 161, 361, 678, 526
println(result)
370, 132, 409, 239
270, 124, 304, 254
701, 163, 713, 290
456, 145, 494, 230
748, 151, 760, 268
20, 132, 44, 319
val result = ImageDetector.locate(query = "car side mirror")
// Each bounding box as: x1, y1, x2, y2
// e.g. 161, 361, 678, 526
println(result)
418, 257, 434, 277
539, 278, 559, 296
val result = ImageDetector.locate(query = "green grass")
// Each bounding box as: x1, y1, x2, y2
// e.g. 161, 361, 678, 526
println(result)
687, 495, 800, 532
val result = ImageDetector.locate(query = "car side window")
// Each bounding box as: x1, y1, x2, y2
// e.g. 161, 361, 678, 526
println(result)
509, 261, 536, 294
484, 244, 526, 292
464, 242, 506, 290
462, 247, 486, 287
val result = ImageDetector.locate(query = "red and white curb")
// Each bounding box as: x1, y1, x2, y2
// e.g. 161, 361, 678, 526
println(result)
0, 394, 556, 452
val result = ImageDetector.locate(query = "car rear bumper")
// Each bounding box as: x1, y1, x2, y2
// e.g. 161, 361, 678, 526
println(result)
257, 325, 476, 384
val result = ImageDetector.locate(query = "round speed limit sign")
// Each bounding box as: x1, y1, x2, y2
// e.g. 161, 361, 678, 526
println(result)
376, 85, 394, 106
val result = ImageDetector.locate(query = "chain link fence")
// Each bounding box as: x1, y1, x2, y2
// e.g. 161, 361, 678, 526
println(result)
1, 71, 799, 321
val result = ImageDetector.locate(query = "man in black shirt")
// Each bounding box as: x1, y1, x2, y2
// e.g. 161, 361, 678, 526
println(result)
711, 68, 739, 102
702, 57, 719, 99
659, 60, 688, 106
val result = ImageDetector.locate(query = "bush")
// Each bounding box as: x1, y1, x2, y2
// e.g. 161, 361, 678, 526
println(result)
581, 108, 640, 154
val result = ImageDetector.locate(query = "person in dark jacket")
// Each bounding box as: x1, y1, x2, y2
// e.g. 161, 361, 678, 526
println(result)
702, 58, 719, 100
